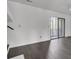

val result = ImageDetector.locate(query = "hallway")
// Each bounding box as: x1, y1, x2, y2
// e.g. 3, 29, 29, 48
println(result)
8, 37, 71, 59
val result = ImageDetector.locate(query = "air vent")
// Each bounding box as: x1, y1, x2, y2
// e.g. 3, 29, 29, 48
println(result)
26, 0, 32, 2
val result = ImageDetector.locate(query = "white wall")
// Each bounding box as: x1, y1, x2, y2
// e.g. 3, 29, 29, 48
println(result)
7, 1, 71, 48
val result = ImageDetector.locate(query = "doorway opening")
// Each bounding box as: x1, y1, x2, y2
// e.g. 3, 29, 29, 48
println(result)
50, 17, 65, 39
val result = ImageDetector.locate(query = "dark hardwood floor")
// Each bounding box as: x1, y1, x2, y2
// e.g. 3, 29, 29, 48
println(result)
8, 37, 71, 59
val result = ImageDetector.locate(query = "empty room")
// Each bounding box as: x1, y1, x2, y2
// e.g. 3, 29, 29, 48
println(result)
7, 0, 71, 59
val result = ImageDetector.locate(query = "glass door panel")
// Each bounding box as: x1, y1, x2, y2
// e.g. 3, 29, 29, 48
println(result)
50, 17, 58, 39
58, 18, 65, 37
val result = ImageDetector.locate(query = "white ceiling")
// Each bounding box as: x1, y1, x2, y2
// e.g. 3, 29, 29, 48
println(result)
8, 0, 71, 15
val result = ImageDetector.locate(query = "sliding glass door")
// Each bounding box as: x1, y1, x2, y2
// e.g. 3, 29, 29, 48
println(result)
58, 18, 65, 38
50, 17, 58, 39
50, 17, 65, 39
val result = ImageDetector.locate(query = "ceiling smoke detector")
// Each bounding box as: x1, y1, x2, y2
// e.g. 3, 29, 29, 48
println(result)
26, 0, 32, 2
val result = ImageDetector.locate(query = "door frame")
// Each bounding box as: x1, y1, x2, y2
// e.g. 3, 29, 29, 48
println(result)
58, 17, 65, 38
